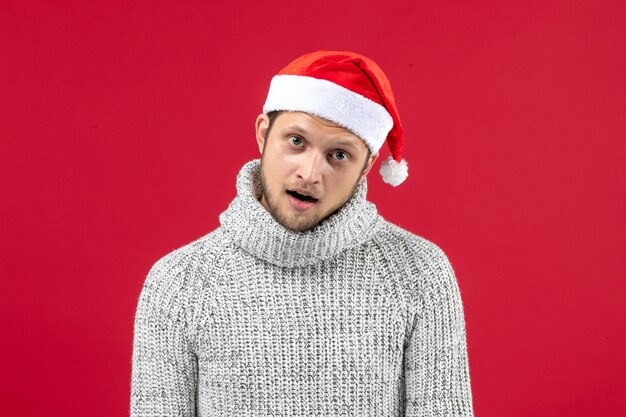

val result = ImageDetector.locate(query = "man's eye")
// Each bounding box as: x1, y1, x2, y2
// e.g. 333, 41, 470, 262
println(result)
289, 136, 303, 146
332, 151, 348, 160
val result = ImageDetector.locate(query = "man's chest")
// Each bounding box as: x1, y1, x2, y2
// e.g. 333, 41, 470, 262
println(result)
192, 260, 411, 410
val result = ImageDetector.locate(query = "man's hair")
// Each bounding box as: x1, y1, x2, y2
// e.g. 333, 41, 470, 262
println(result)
265, 110, 283, 141
263, 110, 372, 172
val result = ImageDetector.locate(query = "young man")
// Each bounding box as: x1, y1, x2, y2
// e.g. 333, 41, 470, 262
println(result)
130, 51, 475, 416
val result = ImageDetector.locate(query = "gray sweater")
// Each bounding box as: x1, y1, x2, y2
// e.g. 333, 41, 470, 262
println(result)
130, 159, 474, 416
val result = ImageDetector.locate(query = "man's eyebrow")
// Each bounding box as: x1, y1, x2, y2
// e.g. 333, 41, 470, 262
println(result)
332, 140, 360, 151
283, 124, 308, 134
283, 124, 361, 150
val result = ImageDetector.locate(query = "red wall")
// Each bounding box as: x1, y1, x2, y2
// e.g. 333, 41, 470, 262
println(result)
2, 1, 625, 415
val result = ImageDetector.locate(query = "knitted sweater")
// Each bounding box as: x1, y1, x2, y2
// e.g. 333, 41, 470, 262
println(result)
130, 159, 474, 417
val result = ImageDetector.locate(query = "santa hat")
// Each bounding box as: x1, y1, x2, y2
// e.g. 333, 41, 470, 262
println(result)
262, 50, 408, 186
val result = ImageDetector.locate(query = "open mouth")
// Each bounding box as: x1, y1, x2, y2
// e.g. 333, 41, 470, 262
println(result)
286, 190, 318, 202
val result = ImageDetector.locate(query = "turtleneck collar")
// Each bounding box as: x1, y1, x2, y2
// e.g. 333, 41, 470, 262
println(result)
219, 159, 383, 268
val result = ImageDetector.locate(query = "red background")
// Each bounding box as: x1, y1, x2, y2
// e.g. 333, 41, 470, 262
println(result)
1, 1, 625, 415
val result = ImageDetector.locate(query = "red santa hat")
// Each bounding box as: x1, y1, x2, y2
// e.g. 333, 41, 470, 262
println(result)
262, 50, 408, 186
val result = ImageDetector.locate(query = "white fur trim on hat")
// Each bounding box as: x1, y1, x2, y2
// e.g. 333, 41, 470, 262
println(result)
262, 74, 393, 154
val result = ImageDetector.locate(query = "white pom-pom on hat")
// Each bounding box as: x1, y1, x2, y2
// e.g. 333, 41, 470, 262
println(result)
380, 156, 408, 186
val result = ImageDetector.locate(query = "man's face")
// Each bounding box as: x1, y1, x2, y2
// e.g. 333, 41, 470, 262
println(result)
255, 111, 378, 232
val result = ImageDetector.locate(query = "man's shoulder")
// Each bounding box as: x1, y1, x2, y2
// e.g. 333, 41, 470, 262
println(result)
374, 220, 459, 295
133, 229, 229, 328
376, 219, 452, 267
142, 228, 228, 291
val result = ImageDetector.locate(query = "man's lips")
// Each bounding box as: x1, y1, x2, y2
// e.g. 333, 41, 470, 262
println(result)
286, 189, 319, 211
286, 189, 319, 202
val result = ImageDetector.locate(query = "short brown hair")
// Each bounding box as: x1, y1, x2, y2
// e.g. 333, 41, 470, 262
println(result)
265, 110, 283, 140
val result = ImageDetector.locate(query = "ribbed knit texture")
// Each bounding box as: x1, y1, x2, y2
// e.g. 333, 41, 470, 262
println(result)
130, 159, 474, 416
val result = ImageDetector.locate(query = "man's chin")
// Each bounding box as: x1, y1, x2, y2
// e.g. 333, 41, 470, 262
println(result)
276, 215, 321, 233
268, 205, 323, 232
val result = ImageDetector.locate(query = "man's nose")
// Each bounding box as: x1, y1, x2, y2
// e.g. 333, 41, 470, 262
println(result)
296, 151, 323, 183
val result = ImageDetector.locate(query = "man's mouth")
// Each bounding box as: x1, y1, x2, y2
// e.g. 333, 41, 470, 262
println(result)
286, 190, 318, 202
286, 189, 319, 211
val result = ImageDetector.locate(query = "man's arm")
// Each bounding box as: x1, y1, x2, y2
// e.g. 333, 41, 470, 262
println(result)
403, 247, 474, 417
130, 258, 198, 416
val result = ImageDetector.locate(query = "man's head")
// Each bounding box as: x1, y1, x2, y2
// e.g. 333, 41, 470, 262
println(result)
255, 111, 378, 232
254, 50, 406, 231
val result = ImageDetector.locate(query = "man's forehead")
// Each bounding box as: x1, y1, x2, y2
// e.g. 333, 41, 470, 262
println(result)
278, 112, 366, 148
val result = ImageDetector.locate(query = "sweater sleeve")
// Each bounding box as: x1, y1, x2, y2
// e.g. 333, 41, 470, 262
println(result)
130, 256, 198, 417
403, 246, 474, 417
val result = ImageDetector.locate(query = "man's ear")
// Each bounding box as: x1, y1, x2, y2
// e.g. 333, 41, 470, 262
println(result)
255, 113, 270, 155
359, 152, 380, 183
